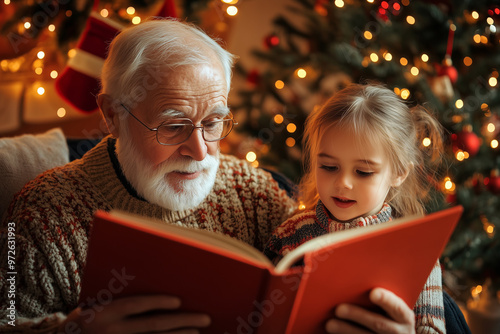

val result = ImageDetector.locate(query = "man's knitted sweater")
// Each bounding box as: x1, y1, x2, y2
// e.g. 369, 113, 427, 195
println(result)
264, 202, 446, 334
0, 136, 296, 333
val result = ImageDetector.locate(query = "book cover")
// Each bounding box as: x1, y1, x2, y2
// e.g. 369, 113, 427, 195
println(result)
79, 205, 463, 333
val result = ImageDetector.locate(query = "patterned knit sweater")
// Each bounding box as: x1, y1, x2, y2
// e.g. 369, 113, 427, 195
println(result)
0, 136, 296, 333
265, 201, 446, 334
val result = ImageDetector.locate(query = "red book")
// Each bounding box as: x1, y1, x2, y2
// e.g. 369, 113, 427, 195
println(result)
80, 205, 463, 334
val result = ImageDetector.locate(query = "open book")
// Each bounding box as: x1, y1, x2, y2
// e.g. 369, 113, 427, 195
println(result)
80, 205, 463, 334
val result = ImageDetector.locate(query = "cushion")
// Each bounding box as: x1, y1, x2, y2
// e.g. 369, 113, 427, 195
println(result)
0, 128, 69, 220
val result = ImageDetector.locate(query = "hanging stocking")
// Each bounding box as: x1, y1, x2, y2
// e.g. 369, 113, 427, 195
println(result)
55, 11, 123, 113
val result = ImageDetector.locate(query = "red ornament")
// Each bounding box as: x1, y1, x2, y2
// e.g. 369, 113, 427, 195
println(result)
263, 34, 280, 49
437, 64, 458, 84
246, 69, 261, 86
452, 126, 481, 157
445, 193, 457, 204
487, 170, 500, 194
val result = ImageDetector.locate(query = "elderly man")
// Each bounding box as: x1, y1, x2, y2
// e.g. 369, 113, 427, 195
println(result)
0, 19, 295, 332
1, 19, 427, 334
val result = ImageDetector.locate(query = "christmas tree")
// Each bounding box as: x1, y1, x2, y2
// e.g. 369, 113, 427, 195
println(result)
233, 0, 500, 304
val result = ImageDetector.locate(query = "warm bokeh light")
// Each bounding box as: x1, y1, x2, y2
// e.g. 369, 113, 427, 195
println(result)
471, 11, 479, 19
471, 285, 483, 298
334, 0, 345, 8
487, 123, 496, 133
364, 31, 373, 40
48, 24, 56, 32
400, 88, 410, 99
37, 87, 45, 95
126, 6, 135, 15
491, 140, 499, 149
287, 123, 297, 133
455, 99, 464, 109
246, 151, 257, 162
24, 22, 31, 29
406, 16, 415, 24
421, 54, 429, 62
275, 80, 285, 89
370, 53, 379, 62
226, 5, 238, 16
50, 70, 58, 79
456, 151, 465, 161
410, 66, 419, 76
274, 114, 284, 124
37, 51, 45, 59
487, 17, 494, 25
383, 52, 392, 61
100, 9, 109, 17
132, 16, 141, 24
286, 137, 296, 147
68, 49, 76, 58
422, 138, 431, 147
400, 57, 408, 66
473, 34, 481, 44
296, 68, 307, 78
463, 57, 473, 66
489, 77, 498, 87
34, 67, 43, 75
57, 108, 66, 118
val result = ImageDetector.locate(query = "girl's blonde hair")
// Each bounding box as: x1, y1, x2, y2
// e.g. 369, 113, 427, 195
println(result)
300, 83, 444, 218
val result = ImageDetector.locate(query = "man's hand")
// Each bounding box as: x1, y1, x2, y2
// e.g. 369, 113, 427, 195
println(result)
58, 295, 211, 334
325, 288, 416, 334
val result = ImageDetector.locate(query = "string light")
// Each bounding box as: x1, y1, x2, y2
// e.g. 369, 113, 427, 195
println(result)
444, 177, 456, 191
410, 66, 419, 76
473, 34, 481, 43
370, 53, 379, 62
456, 150, 465, 161
50, 70, 58, 79
226, 5, 238, 16
48, 24, 56, 32
4, 0, 11, 4
34, 67, 43, 75
126, 6, 135, 15
487, 17, 494, 25
274, 114, 284, 124
57, 108, 66, 118
471, 285, 483, 298
400, 88, 410, 99
455, 99, 464, 109
275, 80, 285, 89
246, 151, 257, 162
24, 22, 31, 29
37, 86, 45, 95
298, 202, 306, 210
421, 54, 429, 62
100, 9, 109, 17
400, 57, 408, 66
471, 11, 479, 20
222, 0, 239, 4
492, 139, 499, 149
37, 51, 45, 59
401, 0, 409, 5
422, 138, 431, 147
463, 57, 473, 66
487, 123, 496, 133
364, 31, 373, 40
68, 49, 76, 58
132, 16, 141, 24
383, 51, 392, 61
334, 0, 345, 8
489, 77, 498, 87
286, 137, 296, 147
406, 16, 415, 24
287, 123, 297, 133
295, 68, 307, 78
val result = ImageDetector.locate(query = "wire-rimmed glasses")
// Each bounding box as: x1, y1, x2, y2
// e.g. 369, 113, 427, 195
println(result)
121, 104, 237, 146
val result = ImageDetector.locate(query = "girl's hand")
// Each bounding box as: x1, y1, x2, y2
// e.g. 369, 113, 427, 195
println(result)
58, 295, 211, 334
325, 288, 416, 334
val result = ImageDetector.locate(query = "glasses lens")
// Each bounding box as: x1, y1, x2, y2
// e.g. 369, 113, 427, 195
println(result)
203, 119, 233, 141
157, 120, 194, 145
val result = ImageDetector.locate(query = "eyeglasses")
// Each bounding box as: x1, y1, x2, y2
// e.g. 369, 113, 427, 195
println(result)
121, 104, 238, 146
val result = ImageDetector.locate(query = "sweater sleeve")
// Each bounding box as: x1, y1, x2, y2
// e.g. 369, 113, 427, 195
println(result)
414, 260, 446, 334
0, 167, 106, 333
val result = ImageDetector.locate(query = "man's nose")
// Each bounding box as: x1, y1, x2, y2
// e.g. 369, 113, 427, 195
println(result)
178, 127, 208, 161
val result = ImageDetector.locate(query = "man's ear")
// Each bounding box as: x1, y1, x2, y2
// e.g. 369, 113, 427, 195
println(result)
392, 165, 411, 188
97, 93, 120, 137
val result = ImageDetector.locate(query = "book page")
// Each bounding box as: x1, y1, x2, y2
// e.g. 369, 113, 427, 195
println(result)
109, 210, 273, 266
274, 214, 420, 273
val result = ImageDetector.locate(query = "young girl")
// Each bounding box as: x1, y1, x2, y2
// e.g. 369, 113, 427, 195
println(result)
265, 83, 446, 333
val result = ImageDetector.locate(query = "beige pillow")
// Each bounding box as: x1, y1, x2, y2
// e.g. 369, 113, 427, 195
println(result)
0, 128, 69, 219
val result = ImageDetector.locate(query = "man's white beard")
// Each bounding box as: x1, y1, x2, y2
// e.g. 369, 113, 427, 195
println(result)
116, 131, 219, 211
